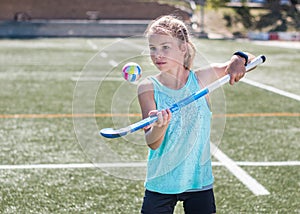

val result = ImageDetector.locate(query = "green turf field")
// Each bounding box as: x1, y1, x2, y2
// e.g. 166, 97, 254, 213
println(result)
0, 38, 299, 213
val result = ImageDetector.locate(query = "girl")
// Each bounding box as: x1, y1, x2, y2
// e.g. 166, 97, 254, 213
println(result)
138, 15, 253, 214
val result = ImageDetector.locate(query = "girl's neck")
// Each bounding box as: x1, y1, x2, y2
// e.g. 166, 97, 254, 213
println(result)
157, 68, 190, 90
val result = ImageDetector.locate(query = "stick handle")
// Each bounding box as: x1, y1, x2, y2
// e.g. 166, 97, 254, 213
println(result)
170, 55, 266, 113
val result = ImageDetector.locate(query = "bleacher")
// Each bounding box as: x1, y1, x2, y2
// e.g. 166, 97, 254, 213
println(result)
0, 0, 193, 37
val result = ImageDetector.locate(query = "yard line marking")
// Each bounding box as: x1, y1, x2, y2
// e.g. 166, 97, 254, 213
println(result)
236, 161, 300, 166
1, 161, 299, 170
109, 59, 118, 67
0, 112, 299, 119
86, 40, 98, 50
0, 163, 146, 170
213, 112, 300, 118
242, 78, 300, 101
0, 113, 141, 119
100, 52, 108, 58
71, 76, 123, 82
211, 143, 270, 195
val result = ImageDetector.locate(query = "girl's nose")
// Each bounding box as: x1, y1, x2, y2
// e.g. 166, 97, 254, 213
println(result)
154, 50, 163, 59
155, 54, 162, 60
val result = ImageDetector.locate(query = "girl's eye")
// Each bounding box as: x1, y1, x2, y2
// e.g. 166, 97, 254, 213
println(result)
162, 45, 170, 50
149, 46, 156, 51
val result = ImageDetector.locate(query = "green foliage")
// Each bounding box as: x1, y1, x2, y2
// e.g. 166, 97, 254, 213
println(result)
234, 6, 254, 29
205, 0, 299, 32
207, 0, 230, 8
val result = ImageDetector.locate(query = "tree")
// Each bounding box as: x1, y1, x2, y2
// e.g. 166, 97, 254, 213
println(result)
191, 0, 299, 32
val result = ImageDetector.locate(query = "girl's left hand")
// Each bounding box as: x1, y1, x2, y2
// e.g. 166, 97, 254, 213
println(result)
226, 52, 255, 85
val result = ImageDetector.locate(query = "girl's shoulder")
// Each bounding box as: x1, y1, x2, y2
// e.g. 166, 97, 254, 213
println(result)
137, 77, 154, 95
193, 68, 204, 79
192, 69, 206, 88
194, 68, 214, 88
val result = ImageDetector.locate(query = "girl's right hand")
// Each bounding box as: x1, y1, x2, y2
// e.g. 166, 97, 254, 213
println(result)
144, 109, 172, 130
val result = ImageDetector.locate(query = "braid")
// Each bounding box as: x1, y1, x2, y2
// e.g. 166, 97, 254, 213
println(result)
184, 41, 196, 70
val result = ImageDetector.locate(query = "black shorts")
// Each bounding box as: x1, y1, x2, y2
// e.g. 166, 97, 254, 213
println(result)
141, 188, 216, 214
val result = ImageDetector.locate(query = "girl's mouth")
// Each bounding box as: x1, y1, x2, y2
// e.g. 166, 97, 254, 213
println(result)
156, 61, 166, 65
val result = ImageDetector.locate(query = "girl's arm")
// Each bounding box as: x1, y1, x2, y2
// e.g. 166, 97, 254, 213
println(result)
137, 79, 171, 150
196, 53, 255, 87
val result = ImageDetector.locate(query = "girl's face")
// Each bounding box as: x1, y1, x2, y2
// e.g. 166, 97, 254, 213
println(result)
148, 34, 186, 72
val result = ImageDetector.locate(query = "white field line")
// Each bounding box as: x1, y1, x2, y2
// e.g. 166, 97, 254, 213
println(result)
241, 78, 300, 102
236, 161, 300, 166
71, 77, 124, 82
86, 40, 98, 50
1, 161, 299, 170
86, 39, 118, 67
0, 162, 146, 170
108, 59, 118, 67
74, 39, 119, 81
100, 52, 108, 58
210, 143, 270, 196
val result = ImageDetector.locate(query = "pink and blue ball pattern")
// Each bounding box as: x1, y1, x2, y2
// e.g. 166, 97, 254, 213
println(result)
122, 62, 142, 82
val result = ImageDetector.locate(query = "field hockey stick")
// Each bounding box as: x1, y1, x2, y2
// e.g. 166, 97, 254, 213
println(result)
100, 55, 266, 138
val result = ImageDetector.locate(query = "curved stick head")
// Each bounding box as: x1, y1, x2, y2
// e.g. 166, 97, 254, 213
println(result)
99, 128, 129, 138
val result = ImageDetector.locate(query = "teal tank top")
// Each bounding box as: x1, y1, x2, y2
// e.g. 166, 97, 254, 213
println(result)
145, 71, 214, 194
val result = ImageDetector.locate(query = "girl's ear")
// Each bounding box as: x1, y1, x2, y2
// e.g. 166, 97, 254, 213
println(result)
180, 43, 187, 54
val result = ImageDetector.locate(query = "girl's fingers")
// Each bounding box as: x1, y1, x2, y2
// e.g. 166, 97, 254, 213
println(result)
147, 109, 172, 128
156, 111, 163, 127
148, 110, 158, 117
161, 110, 168, 126
165, 109, 172, 123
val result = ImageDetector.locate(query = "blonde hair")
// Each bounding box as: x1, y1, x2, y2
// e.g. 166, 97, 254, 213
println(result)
145, 15, 196, 70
